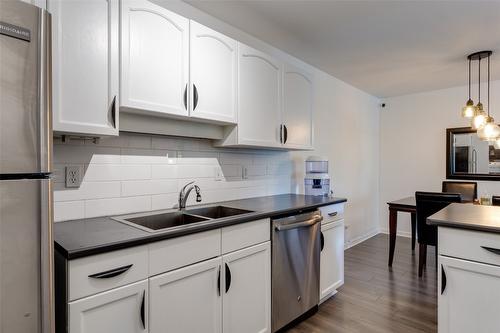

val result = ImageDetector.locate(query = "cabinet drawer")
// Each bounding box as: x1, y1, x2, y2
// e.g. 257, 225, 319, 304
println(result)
319, 203, 345, 224
68, 245, 148, 301
221, 219, 270, 254
439, 227, 500, 267
149, 229, 221, 276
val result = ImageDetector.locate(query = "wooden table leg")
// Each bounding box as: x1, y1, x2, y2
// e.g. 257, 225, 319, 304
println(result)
411, 212, 416, 251
388, 208, 397, 267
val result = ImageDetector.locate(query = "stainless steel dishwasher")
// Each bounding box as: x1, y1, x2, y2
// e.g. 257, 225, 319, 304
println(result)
271, 210, 322, 332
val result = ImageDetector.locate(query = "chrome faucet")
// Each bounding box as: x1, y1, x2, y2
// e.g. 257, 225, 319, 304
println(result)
178, 181, 202, 210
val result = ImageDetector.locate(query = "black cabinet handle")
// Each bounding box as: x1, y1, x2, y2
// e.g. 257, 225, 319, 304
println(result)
110, 95, 117, 128
441, 265, 447, 295
88, 264, 133, 279
320, 231, 324, 252
481, 246, 500, 255
279, 124, 283, 143
193, 84, 199, 110
183, 84, 187, 110
283, 125, 288, 144
140, 290, 145, 329
217, 265, 221, 296
225, 263, 231, 293
328, 212, 338, 217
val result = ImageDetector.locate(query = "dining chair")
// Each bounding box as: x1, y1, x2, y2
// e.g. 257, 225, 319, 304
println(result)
442, 181, 478, 203
493, 196, 500, 206
415, 192, 461, 277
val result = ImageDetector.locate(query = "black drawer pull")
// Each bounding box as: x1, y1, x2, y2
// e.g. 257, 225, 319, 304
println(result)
140, 290, 145, 329
320, 231, 325, 252
441, 265, 447, 295
217, 265, 221, 296
481, 246, 500, 255
88, 264, 133, 279
328, 212, 338, 217
225, 263, 231, 293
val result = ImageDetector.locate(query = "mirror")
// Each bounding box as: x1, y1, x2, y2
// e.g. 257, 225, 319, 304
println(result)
447, 127, 500, 180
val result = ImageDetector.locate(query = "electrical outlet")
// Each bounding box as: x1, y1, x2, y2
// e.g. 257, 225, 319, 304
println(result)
65, 166, 82, 188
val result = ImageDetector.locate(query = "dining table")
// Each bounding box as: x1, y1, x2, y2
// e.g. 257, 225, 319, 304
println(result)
387, 196, 416, 267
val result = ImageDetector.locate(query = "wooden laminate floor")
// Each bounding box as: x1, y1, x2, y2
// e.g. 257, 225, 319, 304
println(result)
287, 234, 437, 333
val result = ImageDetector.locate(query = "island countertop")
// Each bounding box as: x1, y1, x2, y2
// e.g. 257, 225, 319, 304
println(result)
55, 194, 347, 260
428, 203, 500, 233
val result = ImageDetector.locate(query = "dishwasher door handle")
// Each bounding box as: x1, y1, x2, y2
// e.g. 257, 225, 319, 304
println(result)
275, 215, 322, 231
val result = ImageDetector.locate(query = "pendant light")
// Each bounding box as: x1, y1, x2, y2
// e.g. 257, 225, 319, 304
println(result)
471, 54, 487, 129
461, 58, 476, 118
477, 53, 500, 141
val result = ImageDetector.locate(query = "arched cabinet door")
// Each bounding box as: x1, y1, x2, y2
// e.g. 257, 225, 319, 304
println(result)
49, 0, 119, 136
283, 64, 314, 149
237, 43, 283, 148
121, 0, 189, 117
190, 21, 237, 124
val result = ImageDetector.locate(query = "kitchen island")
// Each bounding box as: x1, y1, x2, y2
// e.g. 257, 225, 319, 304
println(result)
428, 203, 500, 333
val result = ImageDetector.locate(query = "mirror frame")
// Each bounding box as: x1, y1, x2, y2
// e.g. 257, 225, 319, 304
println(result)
446, 126, 500, 181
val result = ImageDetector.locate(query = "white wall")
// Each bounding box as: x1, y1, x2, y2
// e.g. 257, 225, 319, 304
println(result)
53, 134, 292, 222
379, 80, 500, 236
291, 71, 381, 246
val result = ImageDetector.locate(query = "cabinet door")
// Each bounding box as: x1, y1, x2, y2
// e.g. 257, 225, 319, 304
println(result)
320, 221, 344, 301
439, 255, 500, 333
223, 242, 271, 333
283, 63, 313, 149
49, 0, 119, 136
238, 43, 282, 148
190, 21, 237, 124
149, 257, 222, 333
19, 0, 46, 9
121, 0, 189, 117
69, 279, 148, 333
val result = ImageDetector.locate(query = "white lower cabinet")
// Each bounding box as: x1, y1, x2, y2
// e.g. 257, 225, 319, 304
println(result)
320, 220, 344, 301
438, 255, 500, 333
149, 257, 222, 333
68, 279, 148, 333
222, 242, 271, 333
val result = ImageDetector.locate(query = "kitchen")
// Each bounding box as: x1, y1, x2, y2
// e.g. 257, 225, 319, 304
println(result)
1, 1, 499, 333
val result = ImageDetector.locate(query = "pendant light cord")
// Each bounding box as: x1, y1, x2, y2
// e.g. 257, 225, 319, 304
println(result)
478, 57, 481, 104
488, 55, 491, 117
468, 58, 472, 99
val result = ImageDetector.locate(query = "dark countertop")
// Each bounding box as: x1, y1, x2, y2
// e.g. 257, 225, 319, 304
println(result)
428, 203, 500, 233
55, 194, 347, 260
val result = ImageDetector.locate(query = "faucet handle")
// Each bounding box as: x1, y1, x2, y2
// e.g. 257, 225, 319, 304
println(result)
195, 185, 202, 202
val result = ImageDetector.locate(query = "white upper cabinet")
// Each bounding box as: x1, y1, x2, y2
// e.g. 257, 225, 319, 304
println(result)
190, 21, 237, 124
222, 242, 271, 333
149, 257, 222, 333
283, 63, 313, 149
236, 43, 283, 148
50, 0, 119, 136
20, 0, 46, 9
69, 279, 148, 333
121, 0, 189, 117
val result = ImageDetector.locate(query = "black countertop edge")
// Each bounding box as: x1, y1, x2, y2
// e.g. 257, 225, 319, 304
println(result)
55, 196, 347, 260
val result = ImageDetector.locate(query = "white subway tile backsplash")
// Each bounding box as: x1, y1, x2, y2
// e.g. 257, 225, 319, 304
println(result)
151, 165, 178, 179
54, 182, 121, 202
53, 133, 293, 221
121, 179, 178, 196
121, 149, 176, 164
85, 196, 151, 218
54, 201, 85, 222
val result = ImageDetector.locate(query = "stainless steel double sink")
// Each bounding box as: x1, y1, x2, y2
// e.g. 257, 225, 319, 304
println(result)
113, 206, 254, 233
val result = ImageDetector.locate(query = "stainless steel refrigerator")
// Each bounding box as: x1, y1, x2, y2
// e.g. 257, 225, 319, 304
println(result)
0, 1, 53, 332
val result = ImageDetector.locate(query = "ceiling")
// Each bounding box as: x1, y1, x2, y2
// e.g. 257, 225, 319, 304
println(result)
186, 1, 500, 98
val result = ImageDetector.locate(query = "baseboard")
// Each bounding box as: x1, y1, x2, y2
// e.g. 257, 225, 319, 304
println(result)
379, 229, 412, 238
345, 228, 379, 250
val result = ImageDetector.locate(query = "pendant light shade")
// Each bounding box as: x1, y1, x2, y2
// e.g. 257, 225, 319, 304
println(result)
477, 116, 500, 141
472, 103, 487, 129
462, 99, 476, 118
